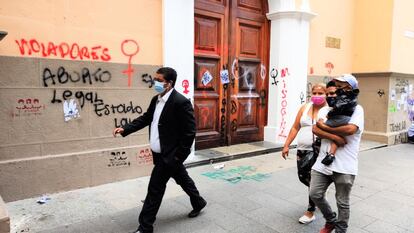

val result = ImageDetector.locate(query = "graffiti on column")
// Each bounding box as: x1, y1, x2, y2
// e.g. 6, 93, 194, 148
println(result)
182, 79, 190, 95
270, 68, 278, 86
300, 91, 305, 104
278, 68, 290, 139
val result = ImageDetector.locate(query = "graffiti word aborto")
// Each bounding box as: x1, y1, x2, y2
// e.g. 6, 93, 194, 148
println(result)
15, 39, 111, 62
43, 67, 111, 87
202, 166, 270, 184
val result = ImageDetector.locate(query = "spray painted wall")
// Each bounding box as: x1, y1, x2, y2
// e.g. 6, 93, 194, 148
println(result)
0, 0, 163, 202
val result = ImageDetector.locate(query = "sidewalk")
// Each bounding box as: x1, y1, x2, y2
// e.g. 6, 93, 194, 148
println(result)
9, 141, 411, 233
187, 139, 386, 167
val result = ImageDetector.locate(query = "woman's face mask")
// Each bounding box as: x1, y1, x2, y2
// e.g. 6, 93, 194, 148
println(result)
311, 96, 326, 106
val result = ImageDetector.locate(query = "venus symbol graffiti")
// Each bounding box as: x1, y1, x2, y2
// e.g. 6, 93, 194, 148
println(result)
202, 166, 271, 184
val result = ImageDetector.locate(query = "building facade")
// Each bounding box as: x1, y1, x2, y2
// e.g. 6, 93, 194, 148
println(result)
0, 0, 413, 202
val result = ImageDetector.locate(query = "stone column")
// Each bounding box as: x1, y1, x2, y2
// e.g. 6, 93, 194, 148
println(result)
264, 0, 316, 143
163, 0, 196, 160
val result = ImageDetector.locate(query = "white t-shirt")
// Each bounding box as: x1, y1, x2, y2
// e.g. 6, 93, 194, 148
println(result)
312, 105, 364, 176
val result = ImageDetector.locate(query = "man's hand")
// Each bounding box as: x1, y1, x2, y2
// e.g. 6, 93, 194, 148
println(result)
113, 128, 124, 137
281, 146, 289, 160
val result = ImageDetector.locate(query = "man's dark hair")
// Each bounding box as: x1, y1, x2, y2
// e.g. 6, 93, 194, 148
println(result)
156, 67, 177, 87
326, 80, 336, 88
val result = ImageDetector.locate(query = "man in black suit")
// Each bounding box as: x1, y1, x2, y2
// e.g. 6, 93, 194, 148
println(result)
113, 67, 207, 233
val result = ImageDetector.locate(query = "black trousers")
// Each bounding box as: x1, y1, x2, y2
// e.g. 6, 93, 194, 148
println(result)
138, 152, 205, 233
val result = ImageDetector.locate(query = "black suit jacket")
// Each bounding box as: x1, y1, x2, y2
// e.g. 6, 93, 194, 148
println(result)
121, 89, 196, 166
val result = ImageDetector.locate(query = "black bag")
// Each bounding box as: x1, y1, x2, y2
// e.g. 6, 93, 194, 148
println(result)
296, 105, 321, 186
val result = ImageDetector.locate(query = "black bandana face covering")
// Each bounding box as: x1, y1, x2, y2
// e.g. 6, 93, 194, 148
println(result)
326, 97, 336, 107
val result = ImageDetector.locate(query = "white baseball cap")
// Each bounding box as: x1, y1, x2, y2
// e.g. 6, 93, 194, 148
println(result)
334, 74, 359, 89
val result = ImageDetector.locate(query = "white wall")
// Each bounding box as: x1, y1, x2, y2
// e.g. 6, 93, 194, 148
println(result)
163, 0, 196, 160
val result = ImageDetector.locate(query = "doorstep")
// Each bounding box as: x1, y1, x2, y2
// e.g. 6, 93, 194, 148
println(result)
185, 141, 284, 168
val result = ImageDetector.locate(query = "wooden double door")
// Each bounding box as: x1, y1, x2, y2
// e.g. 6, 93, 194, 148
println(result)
194, 0, 270, 149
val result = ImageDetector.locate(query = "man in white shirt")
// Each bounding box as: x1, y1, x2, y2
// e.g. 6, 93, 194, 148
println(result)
310, 74, 364, 233
113, 67, 206, 233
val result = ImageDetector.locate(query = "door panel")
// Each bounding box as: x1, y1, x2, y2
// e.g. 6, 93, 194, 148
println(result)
194, 7, 228, 149
195, 0, 268, 149
228, 1, 269, 144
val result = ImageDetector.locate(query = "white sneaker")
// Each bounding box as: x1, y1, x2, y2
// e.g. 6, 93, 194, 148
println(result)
298, 214, 316, 224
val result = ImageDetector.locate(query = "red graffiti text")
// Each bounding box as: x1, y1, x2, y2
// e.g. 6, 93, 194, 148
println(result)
15, 39, 111, 62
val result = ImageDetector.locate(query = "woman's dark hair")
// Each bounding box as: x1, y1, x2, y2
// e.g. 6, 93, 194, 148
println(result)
156, 67, 177, 87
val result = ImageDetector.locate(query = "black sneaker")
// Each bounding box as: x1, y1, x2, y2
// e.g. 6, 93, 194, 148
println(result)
321, 152, 335, 165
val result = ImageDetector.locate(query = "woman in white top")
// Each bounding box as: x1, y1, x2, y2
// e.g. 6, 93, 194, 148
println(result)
281, 83, 327, 224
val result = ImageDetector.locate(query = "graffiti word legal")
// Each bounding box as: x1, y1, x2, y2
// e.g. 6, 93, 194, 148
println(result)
43, 67, 111, 87
108, 151, 130, 167
202, 166, 270, 184
15, 39, 111, 62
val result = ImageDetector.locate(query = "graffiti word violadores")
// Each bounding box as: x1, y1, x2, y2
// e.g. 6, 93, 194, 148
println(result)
15, 39, 111, 62
202, 166, 270, 184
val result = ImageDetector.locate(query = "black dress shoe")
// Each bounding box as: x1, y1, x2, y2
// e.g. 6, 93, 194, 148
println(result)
188, 199, 207, 218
